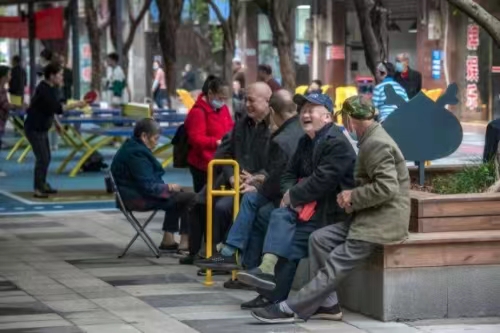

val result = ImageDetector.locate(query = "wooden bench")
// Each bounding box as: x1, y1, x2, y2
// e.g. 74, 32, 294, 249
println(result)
410, 192, 500, 232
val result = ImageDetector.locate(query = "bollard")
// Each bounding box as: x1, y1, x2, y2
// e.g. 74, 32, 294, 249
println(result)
204, 159, 240, 286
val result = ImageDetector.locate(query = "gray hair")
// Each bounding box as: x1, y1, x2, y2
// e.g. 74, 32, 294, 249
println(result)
133, 118, 161, 138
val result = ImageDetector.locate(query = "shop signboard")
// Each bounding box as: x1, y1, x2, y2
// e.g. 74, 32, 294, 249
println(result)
465, 20, 480, 112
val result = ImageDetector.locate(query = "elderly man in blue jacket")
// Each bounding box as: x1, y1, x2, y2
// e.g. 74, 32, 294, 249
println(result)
111, 118, 196, 253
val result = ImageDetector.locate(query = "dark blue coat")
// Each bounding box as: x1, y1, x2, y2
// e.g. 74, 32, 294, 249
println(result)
111, 137, 172, 210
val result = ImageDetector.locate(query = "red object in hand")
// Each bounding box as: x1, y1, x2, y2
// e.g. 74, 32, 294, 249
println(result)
298, 201, 317, 222
83, 90, 98, 104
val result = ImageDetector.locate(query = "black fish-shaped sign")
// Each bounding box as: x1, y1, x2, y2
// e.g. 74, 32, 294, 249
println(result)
382, 83, 463, 162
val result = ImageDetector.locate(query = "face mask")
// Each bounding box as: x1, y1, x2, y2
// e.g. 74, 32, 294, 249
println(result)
395, 62, 404, 73
348, 130, 358, 141
210, 99, 225, 110
153, 64, 159, 70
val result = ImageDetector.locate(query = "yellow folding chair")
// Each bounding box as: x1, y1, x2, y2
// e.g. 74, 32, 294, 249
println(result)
176, 89, 195, 110
334, 86, 358, 125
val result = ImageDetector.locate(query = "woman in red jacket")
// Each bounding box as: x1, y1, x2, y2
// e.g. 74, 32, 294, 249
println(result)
184, 76, 234, 192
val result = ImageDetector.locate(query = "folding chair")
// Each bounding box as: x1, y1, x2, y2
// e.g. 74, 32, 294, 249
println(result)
108, 172, 161, 258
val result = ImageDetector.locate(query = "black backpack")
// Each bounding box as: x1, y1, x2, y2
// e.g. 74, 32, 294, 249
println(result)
81, 151, 108, 172
172, 124, 189, 168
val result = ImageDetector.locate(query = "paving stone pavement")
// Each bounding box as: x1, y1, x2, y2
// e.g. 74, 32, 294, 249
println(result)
0, 212, 498, 333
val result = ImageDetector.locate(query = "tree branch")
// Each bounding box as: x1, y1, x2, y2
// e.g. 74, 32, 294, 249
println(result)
206, 0, 231, 40
123, 0, 153, 53
446, 0, 500, 47
126, 0, 134, 22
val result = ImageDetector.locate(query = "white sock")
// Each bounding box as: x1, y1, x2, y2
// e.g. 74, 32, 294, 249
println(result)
279, 301, 294, 315
320, 293, 338, 307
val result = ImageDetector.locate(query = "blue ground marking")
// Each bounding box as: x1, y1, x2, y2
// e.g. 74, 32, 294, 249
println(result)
0, 143, 193, 213
0, 192, 116, 214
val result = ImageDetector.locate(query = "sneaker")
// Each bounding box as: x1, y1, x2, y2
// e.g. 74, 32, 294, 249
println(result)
311, 304, 343, 321
251, 304, 294, 324
240, 295, 270, 310
237, 267, 276, 291
0, 171, 6, 177
223, 278, 256, 291
195, 253, 240, 270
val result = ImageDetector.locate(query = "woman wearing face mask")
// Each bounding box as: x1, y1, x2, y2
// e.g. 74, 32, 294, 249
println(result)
151, 60, 171, 109
372, 61, 409, 123
183, 76, 234, 192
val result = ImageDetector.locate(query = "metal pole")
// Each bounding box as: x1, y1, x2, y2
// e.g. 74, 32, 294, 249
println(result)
115, 0, 123, 67
17, 5, 22, 60
28, 2, 36, 96
72, 0, 80, 99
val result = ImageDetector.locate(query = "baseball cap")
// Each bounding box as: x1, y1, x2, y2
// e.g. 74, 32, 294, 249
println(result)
336, 95, 376, 120
293, 93, 333, 113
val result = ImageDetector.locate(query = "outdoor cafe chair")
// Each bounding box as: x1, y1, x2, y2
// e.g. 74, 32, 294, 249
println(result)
107, 171, 161, 258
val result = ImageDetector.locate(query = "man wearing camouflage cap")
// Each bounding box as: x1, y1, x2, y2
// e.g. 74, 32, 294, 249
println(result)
251, 95, 411, 324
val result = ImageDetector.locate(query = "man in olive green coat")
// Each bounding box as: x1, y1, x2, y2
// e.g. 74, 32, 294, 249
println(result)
251, 95, 410, 324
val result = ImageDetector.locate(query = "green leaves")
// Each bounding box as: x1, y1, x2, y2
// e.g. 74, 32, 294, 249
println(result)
432, 159, 497, 194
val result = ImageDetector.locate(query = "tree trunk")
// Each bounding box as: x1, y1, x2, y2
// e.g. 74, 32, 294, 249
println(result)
447, 0, 500, 47
354, 0, 384, 77
108, 0, 152, 79
254, 0, 295, 90
157, 0, 184, 97
84, 0, 102, 92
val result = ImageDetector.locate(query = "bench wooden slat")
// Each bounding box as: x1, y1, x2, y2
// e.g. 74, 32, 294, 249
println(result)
410, 215, 500, 232
384, 242, 500, 268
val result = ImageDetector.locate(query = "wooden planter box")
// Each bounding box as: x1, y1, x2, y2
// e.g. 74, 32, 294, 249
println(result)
410, 190, 500, 232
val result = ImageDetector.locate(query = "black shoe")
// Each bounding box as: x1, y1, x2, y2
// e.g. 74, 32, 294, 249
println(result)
179, 254, 202, 265
43, 184, 58, 194
158, 243, 178, 252
195, 253, 240, 270
196, 268, 231, 276
223, 278, 256, 291
251, 304, 294, 324
237, 268, 276, 291
311, 304, 343, 321
33, 190, 49, 199
240, 295, 270, 310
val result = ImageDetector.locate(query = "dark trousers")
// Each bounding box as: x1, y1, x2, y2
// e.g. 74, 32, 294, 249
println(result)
257, 208, 319, 303
188, 196, 235, 256
25, 130, 51, 191
143, 191, 196, 235
154, 88, 171, 109
189, 165, 207, 193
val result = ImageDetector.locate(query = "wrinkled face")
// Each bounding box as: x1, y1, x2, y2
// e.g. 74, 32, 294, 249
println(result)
246, 88, 270, 121
300, 103, 331, 134
141, 133, 160, 150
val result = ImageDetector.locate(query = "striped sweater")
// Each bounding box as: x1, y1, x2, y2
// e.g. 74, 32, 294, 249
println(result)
372, 77, 409, 122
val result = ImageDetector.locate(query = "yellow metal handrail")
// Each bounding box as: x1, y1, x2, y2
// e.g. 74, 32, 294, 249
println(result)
205, 159, 240, 286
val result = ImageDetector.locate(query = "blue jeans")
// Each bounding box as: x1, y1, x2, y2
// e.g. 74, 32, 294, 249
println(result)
262, 208, 317, 260
258, 207, 318, 302
226, 192, 270, 252
240, 199, 277, 269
